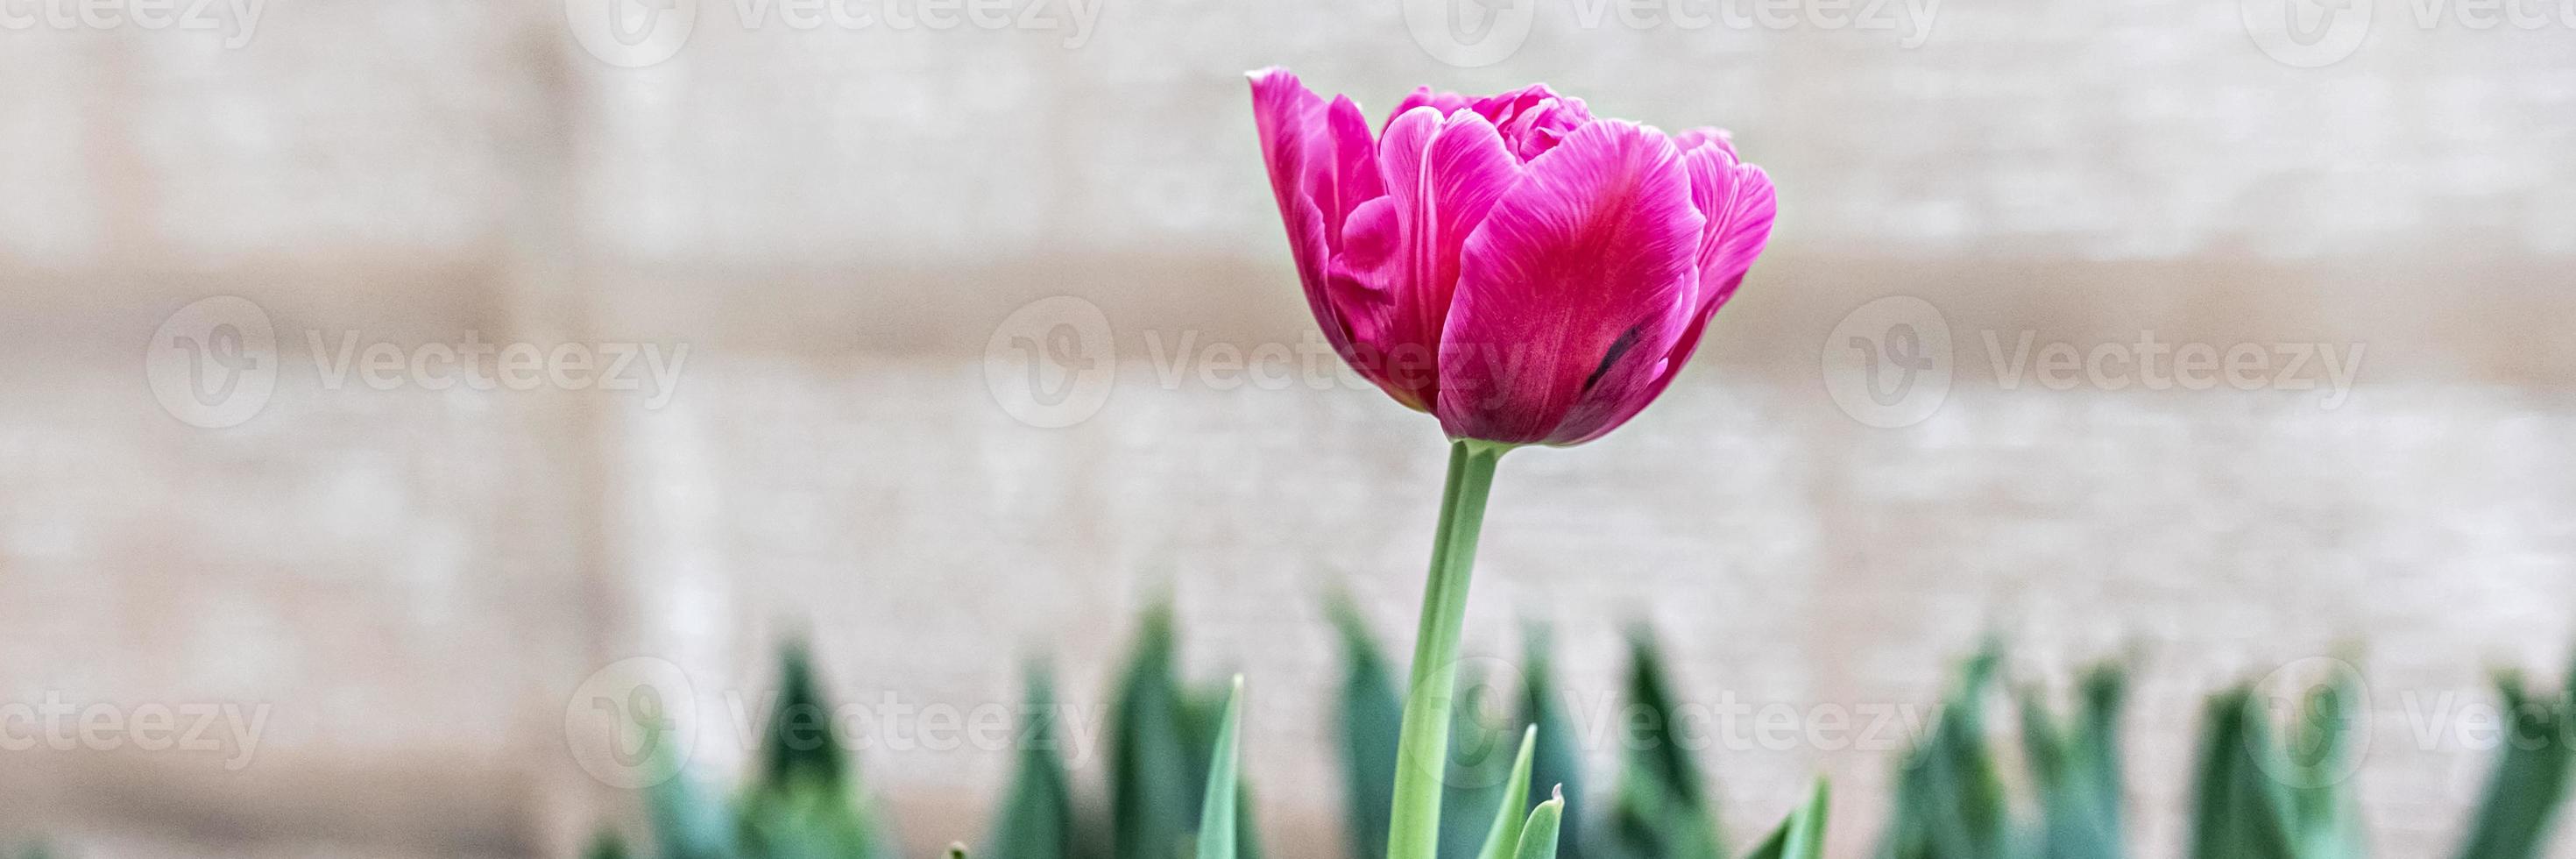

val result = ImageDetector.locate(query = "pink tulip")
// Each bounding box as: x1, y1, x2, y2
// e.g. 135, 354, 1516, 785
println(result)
1249, 68, 1776, 446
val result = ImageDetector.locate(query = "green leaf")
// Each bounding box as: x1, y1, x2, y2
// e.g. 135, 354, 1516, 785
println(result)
2188, 688, 2297, 859
758, 642, 846, 790
735, 754, 882, 859
1112, 607, 1259, 859
1444, 673, 1520, 859
1515, 793, 1568, 859
646, 763, 738, 859
2020, 664, 2126, 859
2455, 658, 2576, 859
1605, 630, 1723, 859
1521, 625, 1586, 859
1781, 780, 1829, 859
584, 830, 631, 859
1744, 780, 1829, 859
736, 642, 883, 859
1622, 631, 1706, 806
1476, 728, 1540, 859
1879, 645, 2008, 859
2277, 671, 2367, 859
990, 666, 1079, 859
1112, 608, 1200, 859
1334, 600, 1405, 859
1198, 677, 1248, 859
1184, 670, 1263, 859
633, 689, 736, 859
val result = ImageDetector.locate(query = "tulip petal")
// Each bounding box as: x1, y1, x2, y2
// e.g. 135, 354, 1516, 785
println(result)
1249, 69, 1345, 350
1347, 106, 1520, 408
1390, 86, 1472, 127
1438, 120, 1704, 444
1553, 140, 1778, 444
1328, 197, 1400, 362
1687, 142, 1775, 313
1672, 126, 1737, 160
1469, 85, 1593, 160
1249, 68, 1393, 390
1327, 95, 1385, 230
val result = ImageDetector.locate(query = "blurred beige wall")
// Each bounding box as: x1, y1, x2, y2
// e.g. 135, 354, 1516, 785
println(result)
1, 0, 2573, 855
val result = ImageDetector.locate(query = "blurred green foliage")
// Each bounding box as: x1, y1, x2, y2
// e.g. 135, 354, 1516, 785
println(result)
736, 642, 885, 859
987, 668, 1077, 859
601, 610, 1258, 859
1331, 616, 1813, 859
17, 606, 2574, 859
1107, 607, 1260, 859
1520, 625, 1587, 859
1194, 677, 1248, 859
1742, 781, 1829, 859
2455, 662, 2576, 859
1601, 629, 1727, 859
1881, 648, 2576, 859
576, 614, 2575, 859
2019, 664, 2124, 859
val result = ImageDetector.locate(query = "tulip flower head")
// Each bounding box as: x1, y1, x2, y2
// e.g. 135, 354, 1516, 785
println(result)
1249, 68, 1776, 446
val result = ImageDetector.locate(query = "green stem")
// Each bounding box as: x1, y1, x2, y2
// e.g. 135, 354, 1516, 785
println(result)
1388, 438, 1509, 859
